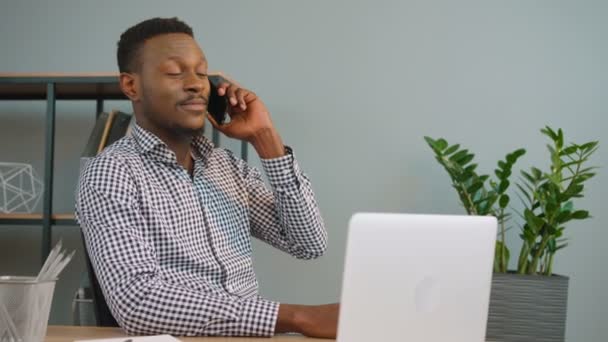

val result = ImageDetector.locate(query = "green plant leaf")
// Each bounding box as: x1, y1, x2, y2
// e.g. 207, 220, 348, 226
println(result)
459, 154, 475, 166
524, 209, 545, 233
424, 136, 437, 148
464, 163, 478, 172
574, 173, 596, 184
515, 183, 531, 203
561, 160, 583, 169
576, 167, 599, 174
542, 126, 558, 140
556, 211, 572, 224
571, 210, 590, 219
521, 228, 535, 242
563, 184, 584, 199
561, 145, 578, 155
561, 201, 573, 212
444, 144, 460, 155
547, 238, 557, 252
580, 141, 599, 152
498, 180, 510, 193
521, 170, 536, 184
583, 146, 599, 159
505, 148, 525, 165
513, 148, 526, 158
506, 154, 516, 164
467, 181, 484, 195
499, 194, 510, 209
449, 149, 468, 162
477, 201, 492, 215
436, 138, 448, 151
473, 197, 490, 205
456, 170, 474, 182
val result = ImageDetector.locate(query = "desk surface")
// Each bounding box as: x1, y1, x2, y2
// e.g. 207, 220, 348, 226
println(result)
46, 326, 332, 342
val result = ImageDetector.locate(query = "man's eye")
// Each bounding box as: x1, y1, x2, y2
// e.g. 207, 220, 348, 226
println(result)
197, 73, 208, 78
166, 73, 181, 76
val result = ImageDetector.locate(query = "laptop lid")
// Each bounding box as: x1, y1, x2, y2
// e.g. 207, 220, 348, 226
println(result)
337, 213, 496, 342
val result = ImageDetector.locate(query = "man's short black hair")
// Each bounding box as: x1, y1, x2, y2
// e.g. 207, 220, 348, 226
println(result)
117, 17, 194, 73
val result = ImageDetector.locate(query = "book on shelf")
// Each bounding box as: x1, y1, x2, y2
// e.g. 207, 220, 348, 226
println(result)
82, 110, 133, 157
81, 111, 110, 157
104, 110, 132, 148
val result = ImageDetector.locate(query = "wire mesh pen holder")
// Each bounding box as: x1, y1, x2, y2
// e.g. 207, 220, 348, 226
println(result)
0, 276, 56, 342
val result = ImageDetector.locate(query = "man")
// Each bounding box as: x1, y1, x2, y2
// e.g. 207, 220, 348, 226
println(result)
76, 17, 338, 338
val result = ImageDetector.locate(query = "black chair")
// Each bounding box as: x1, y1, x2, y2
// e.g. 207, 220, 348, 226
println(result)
81, 232, 119, 327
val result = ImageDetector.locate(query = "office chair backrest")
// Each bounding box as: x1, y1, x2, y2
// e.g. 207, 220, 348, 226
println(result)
80, 231, 119, 327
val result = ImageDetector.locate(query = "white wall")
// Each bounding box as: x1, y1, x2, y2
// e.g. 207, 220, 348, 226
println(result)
0, 1, 606, 340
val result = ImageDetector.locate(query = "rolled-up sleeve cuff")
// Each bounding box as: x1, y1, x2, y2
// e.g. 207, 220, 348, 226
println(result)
260, 146, 300, 187
239, 299, 280, 337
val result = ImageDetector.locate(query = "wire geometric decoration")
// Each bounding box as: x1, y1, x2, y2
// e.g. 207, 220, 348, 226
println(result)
0, 162, 44, 214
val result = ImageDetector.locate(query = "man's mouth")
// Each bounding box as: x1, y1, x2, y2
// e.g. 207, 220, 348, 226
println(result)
179, 98, 207, 112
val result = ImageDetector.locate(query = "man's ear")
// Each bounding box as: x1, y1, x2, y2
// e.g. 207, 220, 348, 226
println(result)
119, 72, 140, 102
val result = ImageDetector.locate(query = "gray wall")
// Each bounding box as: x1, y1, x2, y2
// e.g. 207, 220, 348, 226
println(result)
1, 0, 606, 340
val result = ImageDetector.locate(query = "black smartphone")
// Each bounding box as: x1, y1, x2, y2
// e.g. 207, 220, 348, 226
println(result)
207, 75, 229, 125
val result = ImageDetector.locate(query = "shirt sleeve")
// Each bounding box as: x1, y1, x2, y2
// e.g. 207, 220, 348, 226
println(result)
240, 146, 328, 259
75, 156, 279, 337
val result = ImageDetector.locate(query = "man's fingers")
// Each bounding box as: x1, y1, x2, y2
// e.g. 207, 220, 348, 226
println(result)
210, 75, 258, 120
235, 88, 247, 110
207, 113, 239, 139
212, 76, 251, 111
216, 82, 230, 96
225, 84, 239, 106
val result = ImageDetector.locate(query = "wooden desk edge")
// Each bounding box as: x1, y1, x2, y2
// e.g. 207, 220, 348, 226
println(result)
46, 325, 333, 341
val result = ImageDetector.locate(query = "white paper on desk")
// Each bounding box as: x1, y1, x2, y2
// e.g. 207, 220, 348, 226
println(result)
74, 334, 182, 342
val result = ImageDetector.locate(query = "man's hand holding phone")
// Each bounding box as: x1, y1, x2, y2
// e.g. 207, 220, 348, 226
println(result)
206, 73, 285, 159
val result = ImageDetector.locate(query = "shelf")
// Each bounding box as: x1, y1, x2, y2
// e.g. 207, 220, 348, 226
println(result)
0, 73, 126, 100
0, 73, 127, 263
0, 213, 77, 226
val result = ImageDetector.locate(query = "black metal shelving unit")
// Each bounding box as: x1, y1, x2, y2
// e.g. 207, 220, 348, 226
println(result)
0, 73, 127, 264
0, 73, 248, 265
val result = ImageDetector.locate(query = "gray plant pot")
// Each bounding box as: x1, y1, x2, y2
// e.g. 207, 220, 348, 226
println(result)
486, 272, 569, 342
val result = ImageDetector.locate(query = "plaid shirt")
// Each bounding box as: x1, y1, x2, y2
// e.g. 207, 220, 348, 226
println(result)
75, 124, 327, 336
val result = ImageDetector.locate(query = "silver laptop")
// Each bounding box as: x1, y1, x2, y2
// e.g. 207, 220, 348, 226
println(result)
337, 213, 496, 342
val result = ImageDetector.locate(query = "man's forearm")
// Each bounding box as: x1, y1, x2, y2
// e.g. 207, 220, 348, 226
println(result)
250, 127, 285, 159
252, 138, 328, 259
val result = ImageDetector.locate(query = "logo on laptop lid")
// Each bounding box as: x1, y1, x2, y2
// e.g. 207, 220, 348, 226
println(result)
415, 276, 441, 313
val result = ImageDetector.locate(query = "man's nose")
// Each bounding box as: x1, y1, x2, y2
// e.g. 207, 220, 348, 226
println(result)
184, 72, 204, 93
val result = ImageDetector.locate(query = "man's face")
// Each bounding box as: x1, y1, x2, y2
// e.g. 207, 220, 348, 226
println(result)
136, 33, 210, 137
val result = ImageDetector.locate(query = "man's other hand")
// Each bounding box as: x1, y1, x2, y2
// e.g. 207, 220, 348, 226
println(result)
276, 303, 340, 339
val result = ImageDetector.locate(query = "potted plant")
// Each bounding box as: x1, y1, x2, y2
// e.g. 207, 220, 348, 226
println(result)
424, 126, 599, 342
